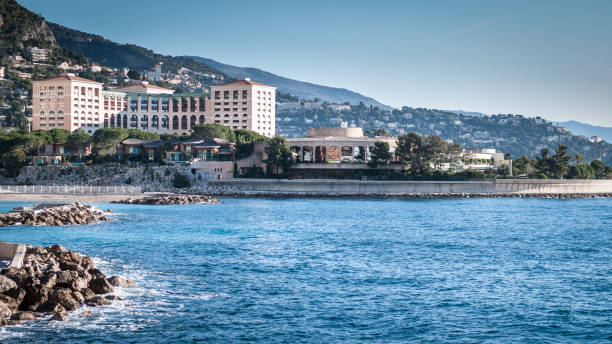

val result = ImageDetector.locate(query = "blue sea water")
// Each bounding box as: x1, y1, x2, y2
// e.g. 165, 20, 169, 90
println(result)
0, 197, 610, 343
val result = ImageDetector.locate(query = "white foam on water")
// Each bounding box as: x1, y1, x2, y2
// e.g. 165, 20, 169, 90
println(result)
190, 292, 230, 301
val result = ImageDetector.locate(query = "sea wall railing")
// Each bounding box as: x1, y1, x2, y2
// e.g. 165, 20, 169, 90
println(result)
0, 185, 142, 195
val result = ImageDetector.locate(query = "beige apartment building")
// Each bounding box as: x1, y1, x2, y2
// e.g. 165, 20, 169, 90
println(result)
32, 73, 124, 133
33, 75, 276, 137
210, 78, 276, 137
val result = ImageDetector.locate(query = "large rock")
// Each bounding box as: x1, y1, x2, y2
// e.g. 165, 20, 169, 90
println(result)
50, 288, 80, 311
10, 311, 37, 321
89, 277, 114, 294
107, 276, 137, 287
0, 275, 18, 293
85, 296, 111, 307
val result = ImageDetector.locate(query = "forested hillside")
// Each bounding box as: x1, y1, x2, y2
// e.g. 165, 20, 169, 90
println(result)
276, 104, 612, 165
48, 23, 227, 86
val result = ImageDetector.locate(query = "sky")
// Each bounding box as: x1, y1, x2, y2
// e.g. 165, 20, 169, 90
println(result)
18, 0, 612, 126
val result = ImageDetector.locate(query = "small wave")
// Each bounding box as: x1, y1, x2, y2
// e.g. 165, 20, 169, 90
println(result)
190, 292, 230, 301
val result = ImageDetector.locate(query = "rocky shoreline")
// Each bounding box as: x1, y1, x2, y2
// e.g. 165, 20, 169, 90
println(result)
113, 193, 221, 205
0, 244, 135, 326
226, 191, 612, 199
0, 203, 112, 227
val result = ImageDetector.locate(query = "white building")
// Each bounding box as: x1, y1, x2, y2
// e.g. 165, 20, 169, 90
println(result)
27, 47, 49, 62
147, 63, 162, 82
210, 78, 276, 137
589, 136, 603, 143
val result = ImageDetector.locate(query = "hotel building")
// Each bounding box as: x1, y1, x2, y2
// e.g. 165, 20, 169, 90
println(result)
33, 75, 276, 137
210, 78, 276, 137
32, 73, 125, 133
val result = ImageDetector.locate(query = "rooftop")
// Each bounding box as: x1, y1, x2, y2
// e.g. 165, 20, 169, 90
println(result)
37, 73, 102, 84
215, 78, 274, 88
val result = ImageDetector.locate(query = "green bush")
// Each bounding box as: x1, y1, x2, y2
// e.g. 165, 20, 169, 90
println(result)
172, 172, 191, 188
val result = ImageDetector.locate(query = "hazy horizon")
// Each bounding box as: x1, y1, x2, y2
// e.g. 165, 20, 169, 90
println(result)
17, 0, 612, 126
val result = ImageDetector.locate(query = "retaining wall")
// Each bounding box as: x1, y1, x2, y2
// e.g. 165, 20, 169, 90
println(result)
208, 178, 612, 196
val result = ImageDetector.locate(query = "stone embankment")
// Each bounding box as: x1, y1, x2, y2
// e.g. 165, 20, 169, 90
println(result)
114, 193, 221, 205
225, 192, 612, 198
0, 244, 136, 326
0, 203, 112, 227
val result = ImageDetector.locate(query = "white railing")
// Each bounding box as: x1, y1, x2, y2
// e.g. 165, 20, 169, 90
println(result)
0, 185, 142, 195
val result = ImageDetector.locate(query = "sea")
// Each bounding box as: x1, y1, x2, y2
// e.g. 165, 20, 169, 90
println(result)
0, 198, 610, 343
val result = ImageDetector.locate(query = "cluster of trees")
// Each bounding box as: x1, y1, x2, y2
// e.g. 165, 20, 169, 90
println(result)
0, 128, 93, 177
0, 124, 273, 177
513, 144, 612, 179
368, 132, 463, 174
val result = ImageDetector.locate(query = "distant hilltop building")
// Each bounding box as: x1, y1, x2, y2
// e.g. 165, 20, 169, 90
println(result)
589, 136, 603, 143
32, 74, 276, 137
147, 63, 163, 82
27, 47, 49, 62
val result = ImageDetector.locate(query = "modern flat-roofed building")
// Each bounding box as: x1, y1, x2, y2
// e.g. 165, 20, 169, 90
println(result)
32, 73, 116, 133
210, 78, 276, 137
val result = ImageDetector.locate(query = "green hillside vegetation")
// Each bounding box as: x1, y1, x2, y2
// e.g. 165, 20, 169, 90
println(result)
276, 103, 612, 165
48, 23, 227, 84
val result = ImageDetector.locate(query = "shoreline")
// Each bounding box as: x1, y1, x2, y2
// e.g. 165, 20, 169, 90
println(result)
0, 193, 146, 202
1, 192, 611, 202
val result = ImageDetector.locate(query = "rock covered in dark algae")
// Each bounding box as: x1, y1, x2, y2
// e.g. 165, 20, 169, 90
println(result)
114, 193, 221, 205
0, 244, 136, 326
0, 203, 113, 227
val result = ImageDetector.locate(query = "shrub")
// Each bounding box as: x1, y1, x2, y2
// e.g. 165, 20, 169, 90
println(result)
172, 172, 191, 188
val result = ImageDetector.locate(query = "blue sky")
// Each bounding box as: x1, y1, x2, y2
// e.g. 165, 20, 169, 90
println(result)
18, 0, 612, 126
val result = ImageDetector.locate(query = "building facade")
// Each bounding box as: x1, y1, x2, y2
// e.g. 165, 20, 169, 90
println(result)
33, 75, 277, 137
210, 78, 276, 137
32, 73, 125, 133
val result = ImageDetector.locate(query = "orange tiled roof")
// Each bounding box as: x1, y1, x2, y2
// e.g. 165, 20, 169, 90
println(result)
217, 78, 273, 87
39, 74, 102, 84
120, 82, 172, 91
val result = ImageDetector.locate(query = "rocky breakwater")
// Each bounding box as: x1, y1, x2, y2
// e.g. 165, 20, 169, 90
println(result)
0, 203, 112, 227
0, 244, 136, 326
114, 193, 221, 205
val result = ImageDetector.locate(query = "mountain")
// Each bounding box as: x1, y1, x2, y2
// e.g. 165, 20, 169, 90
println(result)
449, 110, 487, 117
559, 121, 612, 142
188, 56, 393, 110
0, 0, 57, 57
47, 23, 227, 91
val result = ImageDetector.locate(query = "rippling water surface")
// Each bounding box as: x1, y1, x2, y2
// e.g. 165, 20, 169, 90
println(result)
0, 198, 610, 343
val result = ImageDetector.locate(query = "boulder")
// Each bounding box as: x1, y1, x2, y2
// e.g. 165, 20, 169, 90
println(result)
50, 312, 67, 321
10, 311, 37, 321
89, 277, 114, 294
107, 276, 137, 287
50, 288, 80, 311
85, 296, 111, 307
47, 244, 68, 253
55, 270, 79, 287
0, 275, 18, 293
104, 295, 124, 301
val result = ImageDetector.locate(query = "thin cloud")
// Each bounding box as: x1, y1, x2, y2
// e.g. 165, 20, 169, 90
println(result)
454, 18, 498, 35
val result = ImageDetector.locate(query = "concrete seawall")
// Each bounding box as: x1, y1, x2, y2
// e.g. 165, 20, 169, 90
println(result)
208, 179, 612, 196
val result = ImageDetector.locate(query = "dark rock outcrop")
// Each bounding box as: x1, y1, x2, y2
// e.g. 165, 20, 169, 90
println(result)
0, 244, 135, 326
0, 203, 112, 227
114, 193, 221, 205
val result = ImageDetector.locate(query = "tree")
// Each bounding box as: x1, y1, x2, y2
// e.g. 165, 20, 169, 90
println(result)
127, 129, 160, 141
49, 128, 70, 143
127, 70, 141, 80
234, 129, 268, 159
264, 136, 293, 176
368, 141, 392, 168
92, 127, 129, 161
513, 155, 535, 177
573, 153, 585, 164
536, 148, 554, 177
590, 160, 610, 179
172, 172, 191, 188
192, 124, 235, 142
67, 129, 93, 161
551, 144, 570, 179
446, 142, 462, 172
395, 132, 422, 170
2, 149, 26, 177
423, 135, 448, 171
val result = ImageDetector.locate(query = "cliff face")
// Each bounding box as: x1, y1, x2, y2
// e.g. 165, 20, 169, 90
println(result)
0, 0, 57, 57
